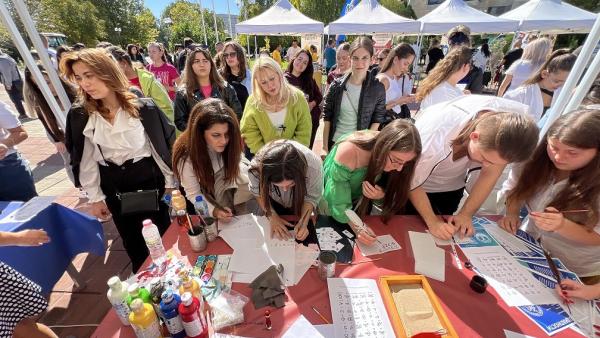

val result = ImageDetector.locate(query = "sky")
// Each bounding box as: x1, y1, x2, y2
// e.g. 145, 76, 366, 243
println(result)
146, 0, 241, 18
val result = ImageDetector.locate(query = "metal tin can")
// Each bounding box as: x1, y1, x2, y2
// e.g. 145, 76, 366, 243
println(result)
204, 217, 218, 242
318, 251, 337, 280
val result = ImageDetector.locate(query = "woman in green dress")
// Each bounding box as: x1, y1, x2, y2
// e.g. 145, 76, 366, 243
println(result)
322, 119, 421, 245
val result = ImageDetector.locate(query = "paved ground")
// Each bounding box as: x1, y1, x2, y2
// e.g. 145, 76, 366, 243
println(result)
1, 89, 131, 338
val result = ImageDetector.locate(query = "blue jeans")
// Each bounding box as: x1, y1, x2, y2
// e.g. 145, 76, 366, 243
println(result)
0, 152, 37, 201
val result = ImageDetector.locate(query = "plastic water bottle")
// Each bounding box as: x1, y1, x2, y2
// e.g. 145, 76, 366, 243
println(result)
194, 195, 209, 217
106, 276, 130, 326
163, 194, 176, 219
142, 219, 166, 266
159, 289, 186, 338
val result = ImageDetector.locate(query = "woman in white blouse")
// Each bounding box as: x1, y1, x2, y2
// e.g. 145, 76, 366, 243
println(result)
61, 48, 176, 271
415, 46, 472, 112
497, 38, 552, 97
173, 98, 251, 222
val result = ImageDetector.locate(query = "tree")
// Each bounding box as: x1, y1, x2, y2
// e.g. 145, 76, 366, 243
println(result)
380, 0, 417, 19
565, 0, 599, 12
159, 0, 227, 53
92, 0, 158, 47
40, 0, 105, 46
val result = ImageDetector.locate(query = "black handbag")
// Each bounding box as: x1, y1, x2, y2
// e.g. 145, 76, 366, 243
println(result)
94, 133, 160, 216
117, 189, 159, 216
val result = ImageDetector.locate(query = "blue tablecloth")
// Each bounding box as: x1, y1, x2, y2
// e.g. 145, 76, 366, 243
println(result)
0, 198, 105, 294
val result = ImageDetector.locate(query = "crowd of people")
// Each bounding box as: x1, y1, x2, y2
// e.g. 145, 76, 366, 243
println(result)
0, 25, 599, 337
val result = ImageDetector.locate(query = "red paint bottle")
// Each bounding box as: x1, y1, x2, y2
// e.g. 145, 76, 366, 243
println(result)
178, 292, 207, 338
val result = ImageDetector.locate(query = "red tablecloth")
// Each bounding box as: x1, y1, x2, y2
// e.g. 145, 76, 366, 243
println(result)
92, 215, 578, 337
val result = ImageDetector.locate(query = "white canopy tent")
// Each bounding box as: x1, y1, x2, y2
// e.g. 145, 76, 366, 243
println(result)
235, 0, 323, 35
418, 0, 519, 34
500, 0, 597, 34
324, 0, 420, 34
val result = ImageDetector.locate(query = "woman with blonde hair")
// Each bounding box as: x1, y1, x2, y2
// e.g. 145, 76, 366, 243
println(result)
174, 47, 242, 131
61, 48, 176, 271
240, 56, 312, 155
497, 37, 552, 96
415, 45, 472, 111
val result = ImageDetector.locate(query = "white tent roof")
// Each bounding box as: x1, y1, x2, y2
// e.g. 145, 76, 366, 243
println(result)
235, 0, 323, 35
500, 0, 597, 33
324, 0, 420, 34
419, 0, 519, 34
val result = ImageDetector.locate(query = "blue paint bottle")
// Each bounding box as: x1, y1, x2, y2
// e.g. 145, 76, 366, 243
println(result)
159, 289, 186, 338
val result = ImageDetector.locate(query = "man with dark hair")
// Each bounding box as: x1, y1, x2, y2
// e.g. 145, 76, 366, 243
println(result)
286, 39, 301, 62
0, 49, 27, 119
177, 37, 195, 72
323, 39, 336, 73
215, 41, 224, 53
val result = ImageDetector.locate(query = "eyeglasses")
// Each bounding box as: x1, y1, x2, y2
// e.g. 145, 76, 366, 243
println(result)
223, 52, 237, 59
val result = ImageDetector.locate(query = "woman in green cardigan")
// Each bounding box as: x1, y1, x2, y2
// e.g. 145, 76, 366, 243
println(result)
240, 56, 312, 155
321, 119, 421, 245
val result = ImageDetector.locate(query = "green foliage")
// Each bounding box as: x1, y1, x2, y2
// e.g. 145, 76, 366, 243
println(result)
158, 0, 227, 53
40, 0, 105, 47
564, 0, 599, 12
380, 0, 417, 19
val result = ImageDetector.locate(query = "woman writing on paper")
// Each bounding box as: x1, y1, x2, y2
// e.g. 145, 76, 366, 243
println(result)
503, 50, 577, 122
322, 120, 421, 245
415, 46, 472, 112
499, 109, 600, 284
173, 98, 251, 223
248, 140, 323, 241
406, 95, 539, 240
240, 57, 312, 156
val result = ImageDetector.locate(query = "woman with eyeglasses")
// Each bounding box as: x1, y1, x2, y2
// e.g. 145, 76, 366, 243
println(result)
174, 47, 242, 131
321, 119, 421, 244
146, 42, 180, 100
415, 46, 472, 112
284, 49, 323, 148
219, 41, 252, 109
240, 57, 312, 156
322, 36, 386, 159
503, 49, 576, 122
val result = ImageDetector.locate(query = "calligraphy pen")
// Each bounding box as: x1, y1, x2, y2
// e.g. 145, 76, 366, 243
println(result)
311, 306, 330, 324
435, 209, 463, 270
542, 249, 572, 315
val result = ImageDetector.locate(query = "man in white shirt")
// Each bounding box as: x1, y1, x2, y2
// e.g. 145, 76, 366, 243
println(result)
0, 100, 37, 201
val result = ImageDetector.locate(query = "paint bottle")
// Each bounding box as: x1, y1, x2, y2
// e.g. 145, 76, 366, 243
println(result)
127, 282, 152, 307
128, 298, 163, 338
106, 276, 130, 326
178, 271, 201, 299
159, 289, 186, 338
178, 292, 207, 338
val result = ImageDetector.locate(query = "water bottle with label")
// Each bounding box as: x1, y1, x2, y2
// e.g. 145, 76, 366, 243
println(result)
194, 195, 209, 217
141, 219, 166, 266
106, 276, 130, 326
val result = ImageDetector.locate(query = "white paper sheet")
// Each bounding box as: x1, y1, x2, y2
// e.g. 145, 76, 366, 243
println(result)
314, 324, 335, 337
503, 329, 536, 338
327, 278, 395, 338
462, 246, 560, 307
409, 231, 446, 282
294, 244, 319, 285
229, 243, 274, 274
281, 315, 324, 338
357, 234, 401, 256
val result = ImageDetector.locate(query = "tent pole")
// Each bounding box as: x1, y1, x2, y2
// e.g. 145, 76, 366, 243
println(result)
413, 34, 423, 85
0, 0, 67, 130
539, 14, 600, 137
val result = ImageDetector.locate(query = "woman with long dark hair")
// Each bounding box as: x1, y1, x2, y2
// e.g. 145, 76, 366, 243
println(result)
248, 140, 323, 240
376, 43, 416, 121
61, 48, 176, 272
500, 109, 600, 283
174, 47, 242, 131
322, 37, 386, 159
322, 119, 421, 244
127, 44, 146, 65
173, 98, 251, 222
284, 49, 322, 148
219, 41, 252, 109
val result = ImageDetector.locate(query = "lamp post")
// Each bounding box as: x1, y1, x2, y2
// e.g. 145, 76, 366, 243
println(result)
114, 27, 122, 46
163, 17, 172, 50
